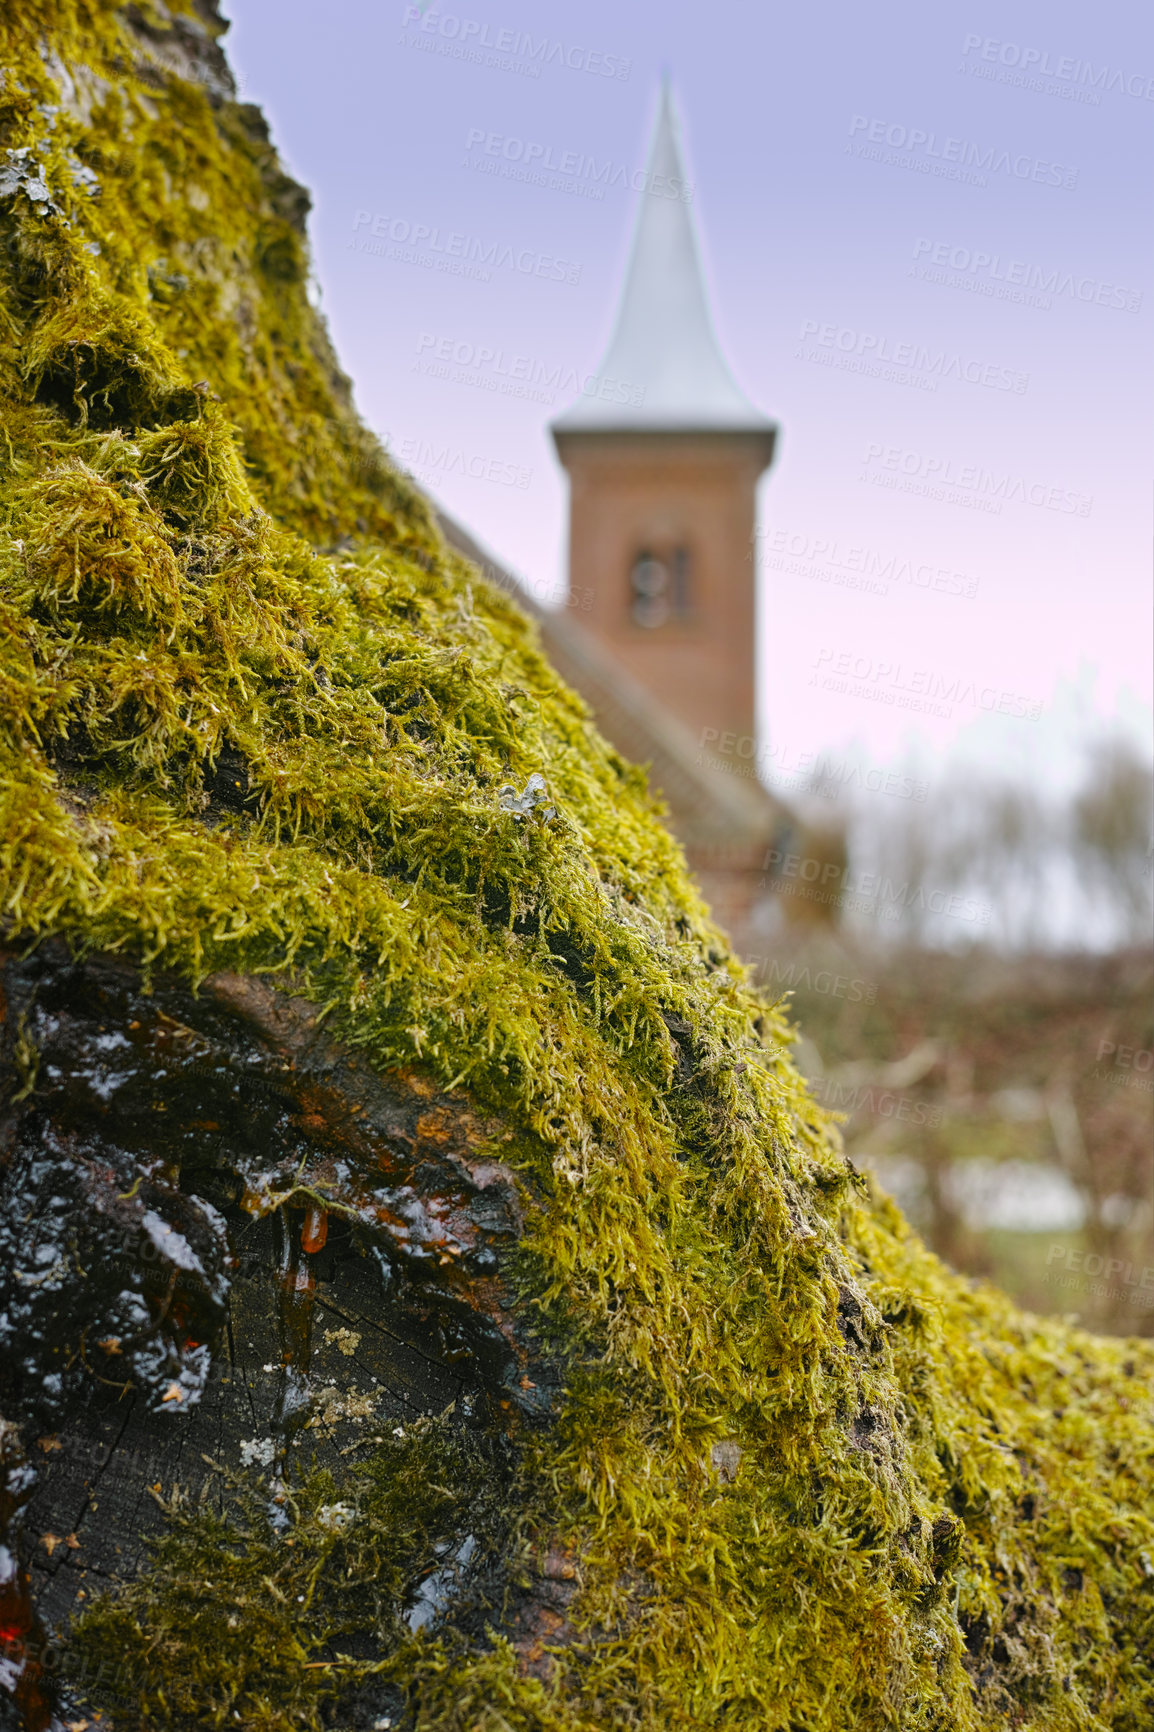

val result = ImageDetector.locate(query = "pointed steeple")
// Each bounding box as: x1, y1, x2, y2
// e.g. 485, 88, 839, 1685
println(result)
552, 80, 771, 433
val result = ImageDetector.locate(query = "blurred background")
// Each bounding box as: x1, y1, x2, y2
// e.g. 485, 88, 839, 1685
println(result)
220, 0, 1153, 1334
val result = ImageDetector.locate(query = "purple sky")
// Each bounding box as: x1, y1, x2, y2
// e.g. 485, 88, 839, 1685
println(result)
222, 0, 1153, 798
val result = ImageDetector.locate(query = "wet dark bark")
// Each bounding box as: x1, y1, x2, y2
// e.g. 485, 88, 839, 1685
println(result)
0, 943, 560, 1724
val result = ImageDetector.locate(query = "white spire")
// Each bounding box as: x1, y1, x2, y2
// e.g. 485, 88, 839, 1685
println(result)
552, 80, 772, 433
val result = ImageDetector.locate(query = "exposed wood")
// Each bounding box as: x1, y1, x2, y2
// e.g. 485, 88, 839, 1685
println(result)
0, 943, 559, 1702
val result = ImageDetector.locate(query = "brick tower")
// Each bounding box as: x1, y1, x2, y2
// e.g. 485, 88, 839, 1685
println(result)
551, 82, 777, 756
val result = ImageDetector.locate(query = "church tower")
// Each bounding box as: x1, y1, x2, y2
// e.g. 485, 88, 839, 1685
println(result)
551, 82, 777, 756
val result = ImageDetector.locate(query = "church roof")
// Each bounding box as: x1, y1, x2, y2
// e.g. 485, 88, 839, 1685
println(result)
551, 80, 774, 436
434, 507, 784, 859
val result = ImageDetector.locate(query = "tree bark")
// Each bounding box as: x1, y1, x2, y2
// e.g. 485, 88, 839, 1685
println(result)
0, 943, 560, 1723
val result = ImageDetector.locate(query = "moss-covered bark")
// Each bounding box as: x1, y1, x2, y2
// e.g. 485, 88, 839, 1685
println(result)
1, 4, 1152, 1728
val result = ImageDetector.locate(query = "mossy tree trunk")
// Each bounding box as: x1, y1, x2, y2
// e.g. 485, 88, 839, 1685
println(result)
1, 941, 574, 1725
1, 5, 1152, 1730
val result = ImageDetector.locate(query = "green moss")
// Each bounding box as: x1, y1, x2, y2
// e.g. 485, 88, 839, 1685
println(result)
2, 5, 1153, 1728
69, 1414, 515, 1730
